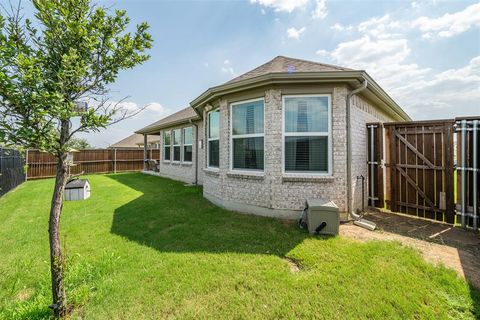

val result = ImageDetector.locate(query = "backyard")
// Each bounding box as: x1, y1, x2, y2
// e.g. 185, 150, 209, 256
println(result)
0, 173, 478, 319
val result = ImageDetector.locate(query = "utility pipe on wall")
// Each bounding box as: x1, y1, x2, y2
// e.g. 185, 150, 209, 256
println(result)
189, 119, 199, 185
346, 78, 368, 218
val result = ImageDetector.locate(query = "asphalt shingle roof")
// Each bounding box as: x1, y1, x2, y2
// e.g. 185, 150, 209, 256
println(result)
226, 56, 352, 84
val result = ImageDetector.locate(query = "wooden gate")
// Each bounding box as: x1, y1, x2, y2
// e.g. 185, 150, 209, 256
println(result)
368, 120, 455, 224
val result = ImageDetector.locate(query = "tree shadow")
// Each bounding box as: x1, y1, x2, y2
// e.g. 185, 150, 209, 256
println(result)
109, 173, 309, 257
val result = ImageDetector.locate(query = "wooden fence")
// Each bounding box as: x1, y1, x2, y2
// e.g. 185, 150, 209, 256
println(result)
26, 148, 160, 180
368, 117, 479, 230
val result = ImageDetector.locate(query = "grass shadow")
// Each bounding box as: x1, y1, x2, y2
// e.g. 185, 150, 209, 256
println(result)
109, 173, 309, 257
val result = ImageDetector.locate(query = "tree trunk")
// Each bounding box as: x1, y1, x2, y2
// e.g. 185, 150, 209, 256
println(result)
49, 120, 70, 318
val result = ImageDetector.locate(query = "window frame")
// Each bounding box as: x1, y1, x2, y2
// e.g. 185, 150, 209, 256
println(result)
163, 130, 171, 163
172, 128, 181, 163
229, 98, 265, 173
182, 126, 193, 163
207, 108, 220, 170
282, 94, 332, 176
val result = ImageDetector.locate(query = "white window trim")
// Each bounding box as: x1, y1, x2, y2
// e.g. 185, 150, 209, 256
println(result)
229, 98, 265, 173
282, 94, 333, 176
207, 108, 220, 170
182, 126, 193, 164
172, 128, 182, 163
163, 130, 172, 163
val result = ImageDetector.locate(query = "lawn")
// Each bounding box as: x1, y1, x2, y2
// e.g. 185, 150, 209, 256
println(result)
0, 173, 478, 319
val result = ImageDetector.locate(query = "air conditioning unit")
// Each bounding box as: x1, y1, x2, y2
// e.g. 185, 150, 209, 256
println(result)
305, 199, 339, 235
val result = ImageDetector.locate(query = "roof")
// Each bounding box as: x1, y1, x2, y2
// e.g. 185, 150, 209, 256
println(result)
136, 107, 200, 134
190, 56, 410, 121
226, 56, 352, 84
109, 134, 159, 149
65, 179, 89, 189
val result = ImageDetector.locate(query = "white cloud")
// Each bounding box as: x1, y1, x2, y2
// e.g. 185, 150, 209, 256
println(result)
316, 49, 329, 57
249, 0, 309, 13
221, 59, 235, 76
312, 0, 327, 19
330, 23, 353, 32
357, 14, 402, 39
413, 3, 480, 39
287, 26, 306, 39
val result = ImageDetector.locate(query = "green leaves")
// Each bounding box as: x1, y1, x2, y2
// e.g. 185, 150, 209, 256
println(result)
0, 0, 153, 154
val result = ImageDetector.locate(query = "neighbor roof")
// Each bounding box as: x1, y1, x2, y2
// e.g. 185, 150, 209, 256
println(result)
226, 56, 352, 84
109, 133, 159, 148
136, 107, 200, 134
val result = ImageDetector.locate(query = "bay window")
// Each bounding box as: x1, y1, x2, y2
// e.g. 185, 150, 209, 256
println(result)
207, 109, 220, 168
183, 127, 193, 163
231, 99, 264, 171
173, 128, 181, 162
283, 95, 331, 174
163, 130, 171, 161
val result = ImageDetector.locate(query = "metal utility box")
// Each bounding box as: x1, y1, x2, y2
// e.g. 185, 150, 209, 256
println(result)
65, 179, 90, 201
306, 199, 339, 235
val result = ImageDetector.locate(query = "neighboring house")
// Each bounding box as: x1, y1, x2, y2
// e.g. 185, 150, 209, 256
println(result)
109, 133, 160, 149
136, 56, 410, 219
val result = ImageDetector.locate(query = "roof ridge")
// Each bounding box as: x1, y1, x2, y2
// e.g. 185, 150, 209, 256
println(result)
278, 55, 351, 71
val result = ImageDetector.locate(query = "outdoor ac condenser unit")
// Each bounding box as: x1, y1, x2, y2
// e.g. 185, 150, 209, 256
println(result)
305, 199, 339, 235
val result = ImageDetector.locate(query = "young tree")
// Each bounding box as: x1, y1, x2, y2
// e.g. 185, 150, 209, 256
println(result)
0, 0, 152, 317
67, 137, 93, 150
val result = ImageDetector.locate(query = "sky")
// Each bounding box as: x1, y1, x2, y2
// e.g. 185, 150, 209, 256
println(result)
18, 0, 480, 147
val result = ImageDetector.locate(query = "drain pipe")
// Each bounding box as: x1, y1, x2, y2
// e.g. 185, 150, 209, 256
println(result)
346, 78, 367, 217
189, 119, 199, 185
346, 78, 376, 231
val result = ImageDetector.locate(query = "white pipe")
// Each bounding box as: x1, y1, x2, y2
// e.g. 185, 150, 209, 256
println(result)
473, 120, 478, 230
461, 120, 467, 228
346, 78, 368, 218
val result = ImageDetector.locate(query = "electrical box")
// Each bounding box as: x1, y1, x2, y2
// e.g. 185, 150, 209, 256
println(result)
306, 199, 339, 235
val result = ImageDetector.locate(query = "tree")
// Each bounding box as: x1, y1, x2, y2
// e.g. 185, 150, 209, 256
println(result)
67, 137, 92, 150
0, 0, 152, 317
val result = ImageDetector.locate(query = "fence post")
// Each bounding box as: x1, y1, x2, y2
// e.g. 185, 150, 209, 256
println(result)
444, 122, 455, 223
25, 149, 28, 181
114, 148, 117, 174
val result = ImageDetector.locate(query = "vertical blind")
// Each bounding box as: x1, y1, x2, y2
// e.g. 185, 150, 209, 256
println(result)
284, 96, 329, 173
208, 110, 220, 167
232, 100, 264, 170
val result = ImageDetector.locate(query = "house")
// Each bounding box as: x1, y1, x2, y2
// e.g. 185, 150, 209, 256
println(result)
136, 56, 410, 219
109, 133, 160, 149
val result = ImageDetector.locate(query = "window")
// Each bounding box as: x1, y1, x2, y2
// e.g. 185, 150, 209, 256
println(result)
283, 95, 331, 174
231, 99, 264, 171
183, 127, 193, 163
207, 109, 220, 168
173, 129, 181, 162
163, 131, 171, 161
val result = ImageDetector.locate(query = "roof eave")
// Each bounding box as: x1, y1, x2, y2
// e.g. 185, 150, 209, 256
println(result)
135, 116, 200, 135
190, 71, 411, 122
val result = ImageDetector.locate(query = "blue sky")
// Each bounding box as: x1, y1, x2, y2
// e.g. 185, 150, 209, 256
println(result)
20, 0, 480, 147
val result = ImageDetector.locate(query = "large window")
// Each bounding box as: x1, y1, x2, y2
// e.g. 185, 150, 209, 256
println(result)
283, 95, 331, 174
183, 127, 193, 163
163, 131, 171, 161
231, 99, 264, 171
173, 129, 181, 162
207, 109, 220, 168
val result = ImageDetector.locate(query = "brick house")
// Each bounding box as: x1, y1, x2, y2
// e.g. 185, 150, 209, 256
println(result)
136, 56, 410, 219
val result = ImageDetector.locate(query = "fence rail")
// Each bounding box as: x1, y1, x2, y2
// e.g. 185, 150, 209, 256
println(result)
0, 147, 25, 196
26, 148, 160, 180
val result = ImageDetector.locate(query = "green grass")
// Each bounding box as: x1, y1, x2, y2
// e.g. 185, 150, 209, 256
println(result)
0, 173, 478, 319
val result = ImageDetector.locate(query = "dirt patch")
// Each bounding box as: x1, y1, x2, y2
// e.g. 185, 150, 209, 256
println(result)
340, 211, 480, 289
284, 258, 301, 273
16, 288, 34, 301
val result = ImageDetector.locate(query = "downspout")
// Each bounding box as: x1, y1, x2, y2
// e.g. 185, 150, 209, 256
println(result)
346, 78, 367, 220
189, 119, 198, 185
